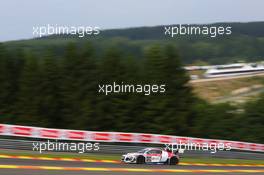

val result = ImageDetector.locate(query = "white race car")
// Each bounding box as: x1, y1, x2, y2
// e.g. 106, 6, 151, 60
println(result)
121, 148, 179, 165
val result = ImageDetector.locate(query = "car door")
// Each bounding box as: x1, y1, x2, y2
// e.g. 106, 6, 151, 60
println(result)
146, 149, 162, 163
160, 150, 169, 162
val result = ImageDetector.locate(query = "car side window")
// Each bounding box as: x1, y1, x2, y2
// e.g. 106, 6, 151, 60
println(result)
155, 150, 162, 154
147, 150, 161, 154
147, 150, 155, 154
146, 150, 153, 154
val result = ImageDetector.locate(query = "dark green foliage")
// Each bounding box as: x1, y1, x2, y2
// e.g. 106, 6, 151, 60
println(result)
15, 53, 42, 125
0, 42, 263, 143
237, 94, 264, 143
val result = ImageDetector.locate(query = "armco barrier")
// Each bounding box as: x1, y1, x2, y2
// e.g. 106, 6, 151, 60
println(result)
0, 124, 263, 152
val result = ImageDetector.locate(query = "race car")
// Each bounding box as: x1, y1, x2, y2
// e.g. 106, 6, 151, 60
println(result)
121, 148, 179, 165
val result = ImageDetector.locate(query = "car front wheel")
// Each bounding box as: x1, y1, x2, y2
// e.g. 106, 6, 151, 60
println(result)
136, 156, 145, 164
169, 156, 179, 165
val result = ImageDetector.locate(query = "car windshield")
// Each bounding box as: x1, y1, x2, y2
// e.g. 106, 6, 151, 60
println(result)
137, 148, 148, 153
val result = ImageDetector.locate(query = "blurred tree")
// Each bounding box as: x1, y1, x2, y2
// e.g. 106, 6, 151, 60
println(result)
238, 94, 264, 143
15, 53, 42, 125
95, 47, 127, 131
0, 43, 10, 112
74, 42, 98, 130
143, 44, 195, 135
38, 51, 62, 127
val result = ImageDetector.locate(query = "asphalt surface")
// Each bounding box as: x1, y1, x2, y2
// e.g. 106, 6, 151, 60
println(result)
0, 158, 263, 175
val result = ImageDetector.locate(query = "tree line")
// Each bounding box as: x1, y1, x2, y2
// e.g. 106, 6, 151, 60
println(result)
4, 22, 264, 65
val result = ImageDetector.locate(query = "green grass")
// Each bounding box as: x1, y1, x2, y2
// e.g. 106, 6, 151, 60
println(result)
0, 150, 263, 164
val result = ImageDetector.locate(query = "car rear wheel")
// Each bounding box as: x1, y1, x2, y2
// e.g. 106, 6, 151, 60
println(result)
136, 156, 145, 164
169, 156, 179, 165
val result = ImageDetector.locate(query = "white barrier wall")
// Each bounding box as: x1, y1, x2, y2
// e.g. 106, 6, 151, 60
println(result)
0, 124, 263, 152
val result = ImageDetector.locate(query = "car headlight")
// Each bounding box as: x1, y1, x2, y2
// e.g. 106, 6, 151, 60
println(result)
127, 156, 135, 161
123, 155, 136, 162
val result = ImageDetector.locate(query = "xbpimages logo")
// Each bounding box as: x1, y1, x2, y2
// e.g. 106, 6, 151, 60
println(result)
164, 141, 232, 154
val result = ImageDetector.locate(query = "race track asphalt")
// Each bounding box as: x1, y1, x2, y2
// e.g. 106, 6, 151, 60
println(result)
0, 158, 263, 175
